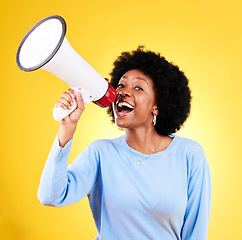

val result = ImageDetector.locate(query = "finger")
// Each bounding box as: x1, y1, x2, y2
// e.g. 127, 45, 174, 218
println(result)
67, 89, 75, 98
59, 97, 73, 110
76, 92, 85, 112
62, 92, 73, 102
54, 100, 69, 110
62, 92, 75, 107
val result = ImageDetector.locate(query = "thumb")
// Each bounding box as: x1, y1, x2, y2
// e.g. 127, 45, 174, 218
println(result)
75, 91, 85, 112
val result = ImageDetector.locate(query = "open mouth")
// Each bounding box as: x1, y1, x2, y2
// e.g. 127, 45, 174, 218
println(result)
116, 100, 134, 115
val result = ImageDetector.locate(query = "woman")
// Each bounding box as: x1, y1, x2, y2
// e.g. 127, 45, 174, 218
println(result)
38, 46, 211, 240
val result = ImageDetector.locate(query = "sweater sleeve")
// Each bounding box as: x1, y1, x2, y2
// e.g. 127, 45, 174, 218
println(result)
181, 146, 212, 240
37, 136, 100, 207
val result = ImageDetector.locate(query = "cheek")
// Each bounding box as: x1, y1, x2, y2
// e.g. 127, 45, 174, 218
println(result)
140, 92, 156, 106
135, 97, 155, 116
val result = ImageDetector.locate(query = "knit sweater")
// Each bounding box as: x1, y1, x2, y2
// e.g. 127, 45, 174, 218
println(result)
38, 134, 211, 240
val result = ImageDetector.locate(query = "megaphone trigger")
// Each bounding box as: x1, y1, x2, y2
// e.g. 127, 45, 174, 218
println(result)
71, 87, 95, 105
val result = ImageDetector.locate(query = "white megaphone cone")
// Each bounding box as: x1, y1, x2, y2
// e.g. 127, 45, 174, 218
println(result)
16, 15, 117, 121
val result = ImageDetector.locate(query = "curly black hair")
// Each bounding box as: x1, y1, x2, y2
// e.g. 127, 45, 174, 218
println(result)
107, 46, 192, 136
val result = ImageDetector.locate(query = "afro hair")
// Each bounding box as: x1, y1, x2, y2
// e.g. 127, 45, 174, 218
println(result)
107, 46, 192, 136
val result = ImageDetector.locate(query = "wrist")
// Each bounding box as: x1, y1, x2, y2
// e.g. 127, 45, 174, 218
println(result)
60, 121, 77, 130
58, 123, 77, 147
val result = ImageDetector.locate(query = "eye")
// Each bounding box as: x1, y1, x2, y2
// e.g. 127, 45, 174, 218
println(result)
116, 83, 124, 89
134, 86, 144, 91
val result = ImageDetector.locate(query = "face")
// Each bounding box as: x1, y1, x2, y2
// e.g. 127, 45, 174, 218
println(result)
113, 69, 158, 129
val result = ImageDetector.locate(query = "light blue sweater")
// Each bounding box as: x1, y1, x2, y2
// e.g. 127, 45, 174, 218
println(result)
38, 135, 211, 240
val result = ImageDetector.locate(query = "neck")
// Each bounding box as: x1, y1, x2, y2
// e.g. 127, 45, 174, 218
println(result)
125, 127, 163, 155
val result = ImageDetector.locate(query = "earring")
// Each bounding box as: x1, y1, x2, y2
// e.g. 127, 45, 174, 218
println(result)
153, 115, 157, 125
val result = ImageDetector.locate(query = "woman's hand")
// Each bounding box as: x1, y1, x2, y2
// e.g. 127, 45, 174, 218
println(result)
56, 89, 85, 147
55, 89, 85, 124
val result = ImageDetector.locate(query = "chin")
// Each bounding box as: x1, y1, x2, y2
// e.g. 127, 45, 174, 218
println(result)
114, 117, 131, 129
115, 119, 126, 129
114, 110, 137, 129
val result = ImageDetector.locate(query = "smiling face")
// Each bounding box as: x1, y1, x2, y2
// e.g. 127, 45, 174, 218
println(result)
113, 69, 158, 130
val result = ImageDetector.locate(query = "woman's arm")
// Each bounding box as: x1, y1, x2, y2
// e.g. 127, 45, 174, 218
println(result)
181, 147, 212, 240
37, 136, 73, 206
37, 136, 100, 207
37, 89, 97, 206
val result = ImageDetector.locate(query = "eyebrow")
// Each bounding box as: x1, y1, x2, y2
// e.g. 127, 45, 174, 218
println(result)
121, 76, 149, 84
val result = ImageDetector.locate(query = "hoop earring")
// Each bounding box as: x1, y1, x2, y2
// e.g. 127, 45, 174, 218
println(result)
153, 115, 157, 125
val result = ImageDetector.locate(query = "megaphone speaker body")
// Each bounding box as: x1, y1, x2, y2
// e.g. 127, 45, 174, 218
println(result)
16, 15, 116, 121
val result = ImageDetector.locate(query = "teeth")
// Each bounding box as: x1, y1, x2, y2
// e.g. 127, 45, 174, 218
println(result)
118, 101, 134, 109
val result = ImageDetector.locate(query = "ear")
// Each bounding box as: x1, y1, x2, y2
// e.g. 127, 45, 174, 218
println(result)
152, 105, 159, 116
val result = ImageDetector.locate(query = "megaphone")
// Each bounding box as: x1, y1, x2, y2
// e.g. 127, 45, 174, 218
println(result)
16, 15, 117, 121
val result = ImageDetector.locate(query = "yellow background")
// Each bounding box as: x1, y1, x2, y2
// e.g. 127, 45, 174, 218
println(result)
1, 0, 241, 239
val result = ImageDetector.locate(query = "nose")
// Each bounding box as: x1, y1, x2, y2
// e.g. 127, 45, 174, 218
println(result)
118, 89, 131, 97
